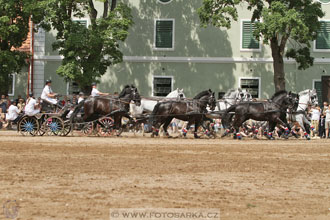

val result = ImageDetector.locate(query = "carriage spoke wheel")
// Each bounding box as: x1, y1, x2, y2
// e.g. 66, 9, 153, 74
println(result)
36, 118, 46, 136
97, 117, 116, 136
61, 122, 72, 136
44, 116, 64, 136
18, 116, 39, 136
79, 122, 94, 136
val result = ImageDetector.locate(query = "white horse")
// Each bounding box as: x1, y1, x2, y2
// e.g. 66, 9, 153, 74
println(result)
288, 89, 318, 139
214, 88, 252, 112
130, 88, 185, 117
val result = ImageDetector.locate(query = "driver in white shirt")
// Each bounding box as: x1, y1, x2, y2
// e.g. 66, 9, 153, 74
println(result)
41, 79, 59, 105
91, 82, 109, 97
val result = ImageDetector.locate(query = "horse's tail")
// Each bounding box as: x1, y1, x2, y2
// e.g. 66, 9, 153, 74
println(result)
70, 99, 85, 122
148, 102, 162, 130
222, 104, 237, 129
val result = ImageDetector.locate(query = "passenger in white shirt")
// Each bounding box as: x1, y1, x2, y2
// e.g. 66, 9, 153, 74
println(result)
78, 92, 84, 103
41, 79, 58, 105
6, 100, 20, 121
91, 82, 109, 97
25, 93, 40, 116
3, 100, 21, 129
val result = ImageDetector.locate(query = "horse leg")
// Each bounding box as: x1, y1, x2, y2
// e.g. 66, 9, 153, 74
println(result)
193, 117, 201, 139
162, 117, 173, 137
182, 121, 192, 138
267, 122, 276, 140
232, 115, 245, 140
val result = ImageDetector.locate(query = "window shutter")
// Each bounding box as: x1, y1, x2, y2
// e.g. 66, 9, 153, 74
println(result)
73, 20, 87, 27
156, 20, 173, 48
314, 81, 322, 105
242, 21, 259, 49
316, 21, 330, 49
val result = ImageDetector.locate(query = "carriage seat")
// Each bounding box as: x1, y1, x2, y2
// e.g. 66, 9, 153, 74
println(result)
41, 100, 56, 113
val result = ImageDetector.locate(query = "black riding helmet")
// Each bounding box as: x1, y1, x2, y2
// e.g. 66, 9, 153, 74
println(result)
45, 79, 52, 84
29, 93, 34, 98
91, 82, 97, 86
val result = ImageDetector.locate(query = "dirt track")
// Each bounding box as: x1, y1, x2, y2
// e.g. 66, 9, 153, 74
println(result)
0, 131, 330, 220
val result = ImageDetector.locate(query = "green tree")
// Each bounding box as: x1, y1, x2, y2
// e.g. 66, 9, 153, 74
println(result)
198, 0, 325, 92
0, 0, 46, 95
43, 0, 133, 93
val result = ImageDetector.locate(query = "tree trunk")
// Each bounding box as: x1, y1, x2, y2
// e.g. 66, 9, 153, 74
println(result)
271, 38, 286, 92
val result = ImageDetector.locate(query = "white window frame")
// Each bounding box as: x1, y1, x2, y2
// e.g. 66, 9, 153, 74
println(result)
152, 75, 174, 97
317, 0, 330, 5
313, 19, 330, 52
240, 19, 262, 52
8, 74, 15, 96
238, 76, 261, 98
153, 18, 175, 51
157, 0, 173, 4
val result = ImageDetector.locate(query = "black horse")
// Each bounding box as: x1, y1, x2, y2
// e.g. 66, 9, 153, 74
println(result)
71, 85, 141, 133
222, 90, 296, 139
148, 89, 216, 138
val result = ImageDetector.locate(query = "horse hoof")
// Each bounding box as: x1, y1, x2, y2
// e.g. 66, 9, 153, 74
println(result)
194, 135, 200, 139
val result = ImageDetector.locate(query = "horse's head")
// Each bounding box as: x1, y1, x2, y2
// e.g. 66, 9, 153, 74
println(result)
131, 86, 141, 106
167, 88, 186, 100
208, 91, 217, 111
178, 89, 185, 100
119, 85, 141, 106
310, 89, 318, 106
243, 91, 252, 101
286, 91, 299, 110
194, 89, 216, 111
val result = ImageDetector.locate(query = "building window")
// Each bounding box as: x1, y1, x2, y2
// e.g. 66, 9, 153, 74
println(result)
241, 20, 261, 51
318, 0, 330, 4
315, 21, 330, 50
153, 76, 173, 97
239, 77, 260, 98
313, 80, 322, 105
154, 19, 174, 50
158, 0, 173, 4
8, 74, 15, 96
67, 81, 80, 95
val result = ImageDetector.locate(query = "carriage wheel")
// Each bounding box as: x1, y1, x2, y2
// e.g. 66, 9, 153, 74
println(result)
18, 116, 39, 136
61, 122, 72, 136
44, 116, 64, 136
36, 118, 46, 136
79, 122, 94, 136
97, 117, 116, 136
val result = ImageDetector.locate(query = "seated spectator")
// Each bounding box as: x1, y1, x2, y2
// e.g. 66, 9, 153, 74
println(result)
17, 98, 25, 112
4, 100, 21, 129
0, 94, 7, 114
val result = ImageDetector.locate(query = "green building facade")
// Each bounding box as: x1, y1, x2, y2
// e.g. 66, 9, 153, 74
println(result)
11, 0, 330, 101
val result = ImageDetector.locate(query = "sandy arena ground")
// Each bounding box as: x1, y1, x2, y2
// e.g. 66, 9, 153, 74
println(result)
0, 130, 330, 220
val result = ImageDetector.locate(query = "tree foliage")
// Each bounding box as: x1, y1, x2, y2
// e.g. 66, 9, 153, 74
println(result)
198, 0, 325, 91
0, 0, 46, 95
42, 0, 133, 92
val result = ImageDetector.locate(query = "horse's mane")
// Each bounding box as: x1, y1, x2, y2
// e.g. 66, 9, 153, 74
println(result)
270, 90, 287, 100
224, 88, 242, 97
119, 85, 131, 98
193, 90, 211, 99
298, 89, 312, 96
